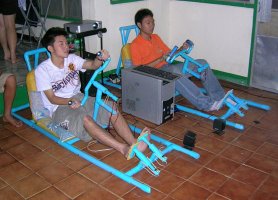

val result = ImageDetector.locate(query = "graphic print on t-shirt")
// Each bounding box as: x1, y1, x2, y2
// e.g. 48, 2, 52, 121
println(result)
51, 63, 80, 92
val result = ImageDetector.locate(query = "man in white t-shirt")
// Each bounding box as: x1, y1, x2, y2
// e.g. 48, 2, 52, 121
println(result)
35, 27, 150, 158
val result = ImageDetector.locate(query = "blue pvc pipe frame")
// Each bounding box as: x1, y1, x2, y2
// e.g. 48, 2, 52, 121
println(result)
167, 48, 271, 130
12, 48, 200, 193
103, 25, 139, 89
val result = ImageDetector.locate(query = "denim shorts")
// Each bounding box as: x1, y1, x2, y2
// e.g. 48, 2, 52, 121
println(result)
0, 0, 18, 15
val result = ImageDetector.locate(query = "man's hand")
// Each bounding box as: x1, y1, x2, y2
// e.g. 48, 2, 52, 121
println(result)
82, 49, 110, 70
97, 49, 110, 61
68, 98, 81, 109
182, 41, 190, 50
160, 52, 170, 61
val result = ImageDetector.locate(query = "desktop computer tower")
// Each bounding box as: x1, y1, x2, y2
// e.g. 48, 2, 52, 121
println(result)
121, 68, 175, 125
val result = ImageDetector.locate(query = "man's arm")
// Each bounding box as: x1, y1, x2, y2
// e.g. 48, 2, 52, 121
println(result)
144, 55, 168, 68
131, 34, 170, 68
82, 49, 110, 70
44, 89, 80, 109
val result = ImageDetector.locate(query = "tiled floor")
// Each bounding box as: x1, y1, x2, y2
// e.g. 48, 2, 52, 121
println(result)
1, 44, 278, 199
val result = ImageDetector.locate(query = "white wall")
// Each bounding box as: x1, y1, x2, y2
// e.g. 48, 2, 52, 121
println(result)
81, 0, 148, 71
81, 0, 255, 76
21, 0, 255, 76
19, 0, 176, 71
169, 1, 254, 77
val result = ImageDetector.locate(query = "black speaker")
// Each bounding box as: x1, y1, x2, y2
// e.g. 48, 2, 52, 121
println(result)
183, 131, 196, 150
213, 118, 226, 135
79, 70, 97, 97
79, 52, 98, 97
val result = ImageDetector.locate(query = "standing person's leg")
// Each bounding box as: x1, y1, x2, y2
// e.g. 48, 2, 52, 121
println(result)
3, 14, 17, 64
1, 74, 22, 127
0, 14, 10, 60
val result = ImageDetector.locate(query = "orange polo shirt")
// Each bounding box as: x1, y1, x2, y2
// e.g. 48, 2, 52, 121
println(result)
130, 34, 170, 68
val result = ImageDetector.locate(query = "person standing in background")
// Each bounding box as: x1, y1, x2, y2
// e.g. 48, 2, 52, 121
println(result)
0, 0, 19, 64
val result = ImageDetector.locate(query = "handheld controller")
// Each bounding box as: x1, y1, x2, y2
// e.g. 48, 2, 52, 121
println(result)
166, 39, 194, 63
166, 45, 178, 63
68, 100, 76, 106
185, 39, 194, 53
97, 51, 104, 61
97, 51, 102, 57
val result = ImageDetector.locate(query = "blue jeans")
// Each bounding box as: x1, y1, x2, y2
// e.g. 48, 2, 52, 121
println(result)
161, 59, 225, 110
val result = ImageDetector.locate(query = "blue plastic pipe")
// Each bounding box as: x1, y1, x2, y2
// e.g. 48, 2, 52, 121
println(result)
12, 110, 152, 193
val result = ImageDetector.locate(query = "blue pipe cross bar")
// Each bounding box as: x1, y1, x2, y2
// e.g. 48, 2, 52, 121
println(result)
12, 105, 200, 193
13, 48, 200, 193
167, 47, 270, 130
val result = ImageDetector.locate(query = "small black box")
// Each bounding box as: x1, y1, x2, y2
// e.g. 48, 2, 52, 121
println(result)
183, 131, 196, 150
79, 70, 97, 97
213, 118, 226, 135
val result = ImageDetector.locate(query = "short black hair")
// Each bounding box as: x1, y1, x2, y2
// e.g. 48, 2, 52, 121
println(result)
134, 8, 153, 27
41, 27, 68, 48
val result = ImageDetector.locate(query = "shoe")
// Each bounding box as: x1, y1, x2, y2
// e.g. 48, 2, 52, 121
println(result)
208, 101, 219, 111
209, 89, 233, 111
226, 97, 237, 106
216, 89, 234, 110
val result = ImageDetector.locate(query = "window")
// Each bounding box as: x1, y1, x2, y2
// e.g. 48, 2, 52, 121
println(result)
273, 0, 278, 9
40, 0, 82, 21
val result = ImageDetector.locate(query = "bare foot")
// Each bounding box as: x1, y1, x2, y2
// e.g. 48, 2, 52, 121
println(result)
4, 51, 11, 61
11, 57, 22, 64
3, 115, 23, 128
136, 127, 151, 152
4, 57, 11, 61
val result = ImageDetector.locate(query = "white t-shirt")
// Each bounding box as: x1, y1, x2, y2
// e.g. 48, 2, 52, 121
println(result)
35, 54, 85, 116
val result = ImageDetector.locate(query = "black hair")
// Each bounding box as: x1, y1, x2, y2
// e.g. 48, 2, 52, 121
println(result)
41, 27, 68, 48
134, 8, 153, 27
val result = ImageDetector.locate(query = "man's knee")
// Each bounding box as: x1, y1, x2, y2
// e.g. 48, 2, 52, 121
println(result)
196, 59, 208, 65
83, 115, 95, 125
5, 74, 16, 86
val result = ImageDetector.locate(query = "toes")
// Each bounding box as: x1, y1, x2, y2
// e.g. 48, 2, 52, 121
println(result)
3, 116, 22, 128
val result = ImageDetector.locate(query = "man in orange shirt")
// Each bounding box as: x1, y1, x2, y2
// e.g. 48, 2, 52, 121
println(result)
130, 8, 230, 111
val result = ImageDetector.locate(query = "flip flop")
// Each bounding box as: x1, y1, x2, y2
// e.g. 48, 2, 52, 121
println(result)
137, 131, 149, 142
126, 142, 139, 160
126, 130, 150, 160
